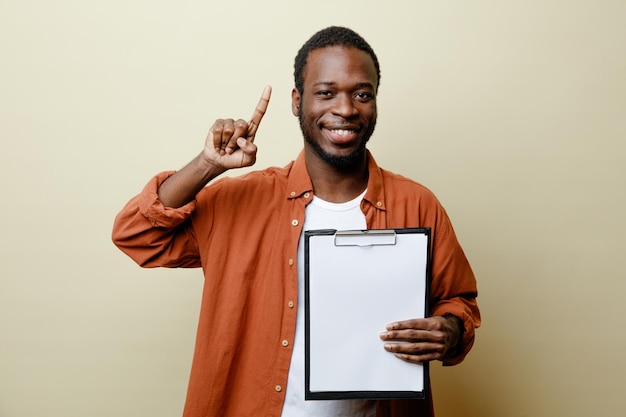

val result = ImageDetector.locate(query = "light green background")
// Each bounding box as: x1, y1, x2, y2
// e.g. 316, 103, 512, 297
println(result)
1, 1, 625, 416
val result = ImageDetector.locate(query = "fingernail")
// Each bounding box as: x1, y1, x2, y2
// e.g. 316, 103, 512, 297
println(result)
237, 137, 247, 147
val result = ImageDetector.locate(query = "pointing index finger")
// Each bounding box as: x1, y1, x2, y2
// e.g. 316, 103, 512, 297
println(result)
247, 85, 272, 141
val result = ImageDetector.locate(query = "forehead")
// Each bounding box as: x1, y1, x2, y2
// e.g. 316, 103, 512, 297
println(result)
303, 46, 378, 89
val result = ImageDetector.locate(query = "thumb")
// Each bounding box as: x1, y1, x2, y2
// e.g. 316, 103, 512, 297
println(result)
236, 137, 258, 166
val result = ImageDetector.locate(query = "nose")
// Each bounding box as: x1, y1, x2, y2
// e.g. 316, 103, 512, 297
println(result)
331, 93, 358, 118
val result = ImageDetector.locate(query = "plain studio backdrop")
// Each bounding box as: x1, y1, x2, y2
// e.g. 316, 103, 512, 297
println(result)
1, 1, 625, 416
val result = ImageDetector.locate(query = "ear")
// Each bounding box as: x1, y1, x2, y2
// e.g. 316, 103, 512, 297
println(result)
291, 88, 300, 117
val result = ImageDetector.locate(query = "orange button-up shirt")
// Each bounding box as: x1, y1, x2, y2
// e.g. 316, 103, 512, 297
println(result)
112, 151, 480, 417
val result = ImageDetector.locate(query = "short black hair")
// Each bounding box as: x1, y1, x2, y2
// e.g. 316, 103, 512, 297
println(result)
293, 26, 381, 95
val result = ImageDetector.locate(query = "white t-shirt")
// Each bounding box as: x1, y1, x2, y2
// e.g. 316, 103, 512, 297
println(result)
280, 190, 376, 417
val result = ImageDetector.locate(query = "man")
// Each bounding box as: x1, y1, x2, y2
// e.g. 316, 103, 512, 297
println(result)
113, 26, 480, 417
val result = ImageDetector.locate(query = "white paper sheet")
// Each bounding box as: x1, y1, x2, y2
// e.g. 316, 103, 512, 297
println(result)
305, 229, 429, 398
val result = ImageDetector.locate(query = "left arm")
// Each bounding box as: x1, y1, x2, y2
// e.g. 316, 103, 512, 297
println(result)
378, 194, 480, 365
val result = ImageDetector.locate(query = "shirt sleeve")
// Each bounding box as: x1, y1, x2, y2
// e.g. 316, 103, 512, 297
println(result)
111, 171, 202, 268
428, 207, 481, 366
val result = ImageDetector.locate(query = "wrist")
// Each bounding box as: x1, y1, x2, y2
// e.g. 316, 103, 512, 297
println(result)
197, 153, 227, 180
443, 314, 464, 358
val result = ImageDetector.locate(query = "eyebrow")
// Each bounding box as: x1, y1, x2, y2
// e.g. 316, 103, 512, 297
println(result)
313, 81, 375, 89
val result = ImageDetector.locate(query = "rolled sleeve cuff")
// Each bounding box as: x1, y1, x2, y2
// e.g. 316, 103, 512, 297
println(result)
431, 300, 479, 366
138, 171, 197, 227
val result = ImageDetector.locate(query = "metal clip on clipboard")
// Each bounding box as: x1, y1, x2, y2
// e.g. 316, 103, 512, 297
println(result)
333, 229, 397, 247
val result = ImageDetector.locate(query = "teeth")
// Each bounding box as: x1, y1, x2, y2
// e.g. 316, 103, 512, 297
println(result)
331, 129, 353, 136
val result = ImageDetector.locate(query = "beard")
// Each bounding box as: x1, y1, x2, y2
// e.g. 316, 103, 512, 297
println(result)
299, 109, 376, 171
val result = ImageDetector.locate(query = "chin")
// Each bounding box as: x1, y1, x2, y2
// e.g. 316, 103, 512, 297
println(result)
310, 140, 368, 171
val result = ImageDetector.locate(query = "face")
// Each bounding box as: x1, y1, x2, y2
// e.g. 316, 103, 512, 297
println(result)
292, 46, 378, 170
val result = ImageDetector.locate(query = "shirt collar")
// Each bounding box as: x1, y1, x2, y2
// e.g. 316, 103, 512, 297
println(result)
286, 149, 386, 212
363, 151, 386, 211
286, 150, 313, 199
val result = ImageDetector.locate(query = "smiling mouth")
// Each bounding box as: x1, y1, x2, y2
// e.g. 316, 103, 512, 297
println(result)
324, 127, 358, 143
330, 128, 355, 136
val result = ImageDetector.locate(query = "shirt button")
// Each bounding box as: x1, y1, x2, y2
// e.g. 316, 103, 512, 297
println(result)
290, 191, 296, 197
291, 219, 299, 226
288, 258, 294, 266
304, 192, 310, 198
275, 385, 282, 392
376, 201, 383, 207
288, 301, 294, 308
282, 340, 289, 347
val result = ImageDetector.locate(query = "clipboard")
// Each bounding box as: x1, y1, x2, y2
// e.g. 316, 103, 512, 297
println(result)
304, 228, 431, 400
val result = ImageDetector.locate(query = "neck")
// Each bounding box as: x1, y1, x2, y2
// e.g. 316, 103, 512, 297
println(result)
305, 149, 369, 203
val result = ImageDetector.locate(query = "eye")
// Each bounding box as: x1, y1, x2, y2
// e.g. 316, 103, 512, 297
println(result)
355, 91, 374, 101
316, 90, 333, 98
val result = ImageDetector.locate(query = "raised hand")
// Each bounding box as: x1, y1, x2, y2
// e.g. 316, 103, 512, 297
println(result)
157, 86, 272, 208
203, 85, 272, 170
